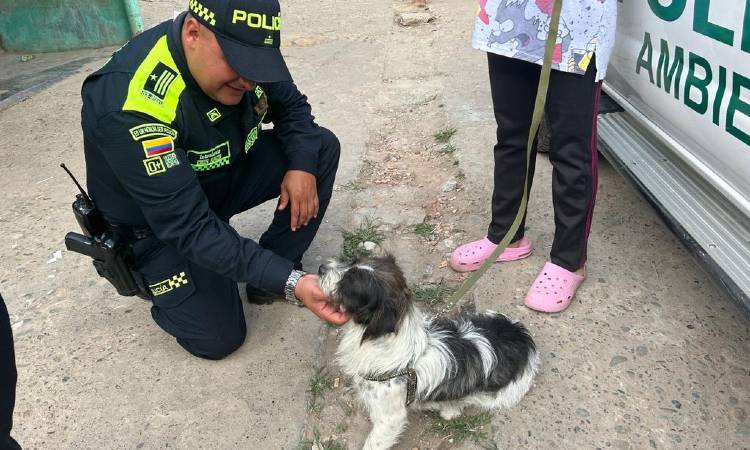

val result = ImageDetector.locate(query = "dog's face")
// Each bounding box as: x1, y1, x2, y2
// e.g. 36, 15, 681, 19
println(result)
319, 255, 411, 341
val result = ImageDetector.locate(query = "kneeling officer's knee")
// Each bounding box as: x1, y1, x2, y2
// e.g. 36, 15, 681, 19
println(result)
177, 326, 246, 360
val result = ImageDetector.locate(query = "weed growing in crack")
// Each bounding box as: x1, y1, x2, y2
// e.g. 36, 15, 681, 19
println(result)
430, 411, 493, 443
315, 429, 348, 450
434, 126, 458, 143
341, 221, 385, 261
308, 368, 334, 412
440, 143, 457, 154
414, 222, 436, 238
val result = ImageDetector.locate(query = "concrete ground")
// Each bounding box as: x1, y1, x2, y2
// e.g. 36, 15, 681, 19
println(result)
0, 1, 747, 449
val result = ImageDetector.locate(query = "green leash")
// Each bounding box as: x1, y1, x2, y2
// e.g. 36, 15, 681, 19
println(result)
448, 0, 563, 305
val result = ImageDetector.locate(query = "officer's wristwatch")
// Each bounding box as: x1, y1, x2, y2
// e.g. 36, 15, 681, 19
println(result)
284, 270, 306, 307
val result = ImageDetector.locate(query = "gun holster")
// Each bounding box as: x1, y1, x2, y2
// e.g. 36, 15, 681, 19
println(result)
64, 193, 150, 300
65, 231, 149, 299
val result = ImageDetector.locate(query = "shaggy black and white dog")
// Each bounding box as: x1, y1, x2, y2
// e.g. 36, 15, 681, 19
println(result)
319, 255, 540, 450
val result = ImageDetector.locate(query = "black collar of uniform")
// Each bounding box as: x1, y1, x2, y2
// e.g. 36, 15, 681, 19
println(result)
168, 12, 243, 127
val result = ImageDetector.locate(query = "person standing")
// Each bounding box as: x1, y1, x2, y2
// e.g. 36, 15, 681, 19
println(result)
451, 0, 617, 312
1, 293, 21, 450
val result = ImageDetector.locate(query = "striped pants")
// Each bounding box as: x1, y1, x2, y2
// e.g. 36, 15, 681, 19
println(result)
486, 53, 602, 272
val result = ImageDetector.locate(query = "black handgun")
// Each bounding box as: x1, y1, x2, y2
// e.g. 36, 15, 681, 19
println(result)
64, 231, 143, 297
61, 164, 146, 299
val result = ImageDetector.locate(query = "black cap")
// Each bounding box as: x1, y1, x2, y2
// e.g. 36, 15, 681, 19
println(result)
187, 0, 291, 82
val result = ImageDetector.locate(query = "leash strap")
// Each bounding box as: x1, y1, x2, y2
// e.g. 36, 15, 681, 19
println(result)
448, 0, 563, 305
363, 368, 418, 406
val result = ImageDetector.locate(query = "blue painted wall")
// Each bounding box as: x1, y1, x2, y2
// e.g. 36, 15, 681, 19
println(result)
0, 0, 138, 52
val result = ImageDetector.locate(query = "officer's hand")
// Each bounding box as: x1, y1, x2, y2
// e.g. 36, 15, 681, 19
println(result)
295, 274, 350, 326
278, 170, 318, 231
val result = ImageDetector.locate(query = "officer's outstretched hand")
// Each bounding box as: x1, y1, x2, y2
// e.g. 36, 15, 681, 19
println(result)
295, 274, 350, 326
279, 170, 318, 231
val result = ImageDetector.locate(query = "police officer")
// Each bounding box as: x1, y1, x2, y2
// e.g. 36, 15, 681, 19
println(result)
81, 0, 348, 360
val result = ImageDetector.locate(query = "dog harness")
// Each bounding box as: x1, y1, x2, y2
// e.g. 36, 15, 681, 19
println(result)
362, 368, 418, 406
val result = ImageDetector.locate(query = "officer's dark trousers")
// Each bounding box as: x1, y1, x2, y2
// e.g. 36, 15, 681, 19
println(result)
487, 53, 602, 272
136, 128, 340, 360
1, 293, 22, 450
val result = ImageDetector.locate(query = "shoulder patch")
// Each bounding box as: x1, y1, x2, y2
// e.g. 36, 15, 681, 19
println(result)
142, 136, 174, 158
129, 123, 178, 141
123, 36, 186, 124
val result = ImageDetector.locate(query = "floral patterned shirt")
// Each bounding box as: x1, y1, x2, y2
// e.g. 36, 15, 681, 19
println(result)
473, 0, 617, 81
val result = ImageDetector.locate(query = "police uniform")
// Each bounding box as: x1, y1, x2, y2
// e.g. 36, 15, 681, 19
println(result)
81, 8, 340, 359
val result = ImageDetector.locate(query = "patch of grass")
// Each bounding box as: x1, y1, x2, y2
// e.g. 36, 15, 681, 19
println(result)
334, 422, 349, 433
456, 170, 466, 181
434, 126, 457, 143
412, 280, 457, 307
439, 143, 458, 154
308, 368, 333, 413
430, 411, 493, 443
341, 222, 385, 261
310, 368, 334, 398
414, 222, 436, 238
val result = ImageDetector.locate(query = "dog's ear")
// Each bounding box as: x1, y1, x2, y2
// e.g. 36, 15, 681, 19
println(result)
335, 267, 405, 342
362, 285, 401, 342
335, 267, 382, 325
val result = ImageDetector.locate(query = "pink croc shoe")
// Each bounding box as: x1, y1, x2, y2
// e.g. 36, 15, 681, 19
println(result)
450, 237, 532, 272
525, 262, 584, 313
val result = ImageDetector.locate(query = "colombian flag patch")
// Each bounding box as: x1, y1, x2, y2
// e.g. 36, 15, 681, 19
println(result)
142, 136, 174, 157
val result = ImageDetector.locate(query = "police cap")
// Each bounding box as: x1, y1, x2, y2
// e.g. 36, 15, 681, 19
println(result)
187, 0, 291, 83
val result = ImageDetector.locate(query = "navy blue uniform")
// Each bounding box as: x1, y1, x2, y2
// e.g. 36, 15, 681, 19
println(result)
1, 294, 21, 449
81, 13, 340, 358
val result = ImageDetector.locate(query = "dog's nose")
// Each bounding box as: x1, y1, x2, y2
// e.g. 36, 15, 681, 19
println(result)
318, 264, 327, 276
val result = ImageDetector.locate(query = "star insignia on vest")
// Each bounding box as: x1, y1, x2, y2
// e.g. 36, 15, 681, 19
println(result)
264, 35, 274, 46
143, 62, 178, 104
149, 271, 190, 296
206, 108, 222, 122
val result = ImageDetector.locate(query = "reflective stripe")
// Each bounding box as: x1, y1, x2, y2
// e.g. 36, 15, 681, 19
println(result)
122, 35, 185, 124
